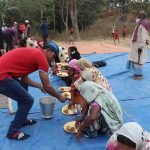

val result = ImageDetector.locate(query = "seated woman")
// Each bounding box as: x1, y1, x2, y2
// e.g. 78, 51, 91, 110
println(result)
68, 46, 81, 62
67, 59, 82, 105
76, 58, 112, 92
106, 122, 150, 150
74, 80, 123, 140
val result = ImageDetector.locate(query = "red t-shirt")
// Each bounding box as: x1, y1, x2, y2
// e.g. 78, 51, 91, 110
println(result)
0, 48, 49, 80
114, 32, 119, 39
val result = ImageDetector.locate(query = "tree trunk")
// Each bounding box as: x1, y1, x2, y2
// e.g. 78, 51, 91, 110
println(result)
62, 0, 69, 41
53, 3, 55, 33
40, 0, 43, 19
69, 0, 81, 41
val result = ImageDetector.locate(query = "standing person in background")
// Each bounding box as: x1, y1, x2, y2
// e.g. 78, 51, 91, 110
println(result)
114, 30, 120, 44
68, 27, 74, 45
126, 11, 149, 80
122, 25, 127, 39
19, 22, 26, 40
40, 18, 49, 46
3, 26, 18, 52
111, 25, 115, 39
0, 25, 4, 56
25, 20, 31, 38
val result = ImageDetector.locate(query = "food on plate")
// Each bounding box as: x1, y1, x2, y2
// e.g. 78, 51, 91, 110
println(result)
58, 87, 71, 92
64, 121, 78, 133
56, 72, 69, 77
63, 109, 68, 113
62, 92, 71, 99
62, 104, 78, 115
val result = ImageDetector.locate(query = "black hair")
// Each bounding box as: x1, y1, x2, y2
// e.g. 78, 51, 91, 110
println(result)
117, 134, 136, 148
42, 18, 46, 21
68, 46, 81, 61
19, 38, 27, 47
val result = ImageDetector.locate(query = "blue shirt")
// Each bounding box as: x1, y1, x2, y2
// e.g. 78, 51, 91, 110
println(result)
40, 23, 48, 36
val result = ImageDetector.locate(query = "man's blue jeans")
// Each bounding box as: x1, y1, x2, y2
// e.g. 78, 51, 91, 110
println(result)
0, 78, 34, 134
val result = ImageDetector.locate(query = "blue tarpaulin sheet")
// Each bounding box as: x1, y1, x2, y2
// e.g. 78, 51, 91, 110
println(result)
0, 51, 150, 150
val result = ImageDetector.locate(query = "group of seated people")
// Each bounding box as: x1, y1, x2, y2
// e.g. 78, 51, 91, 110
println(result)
53, 46, 150, 149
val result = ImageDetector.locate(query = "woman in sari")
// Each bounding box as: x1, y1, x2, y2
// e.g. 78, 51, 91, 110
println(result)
76, 58, 112, 92
74, 80, 123, 140
67, 59, 83, 106
107, 122, 150, 150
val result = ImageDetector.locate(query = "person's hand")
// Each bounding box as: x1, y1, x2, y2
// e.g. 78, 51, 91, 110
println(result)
146, 40, 149, 45
75, 119, 82, 128
138, 48, 142, 53
41, 87, 46, 94
76, 128, 83, 141
59, 95, 67, 103
68, 102, 74, 109
39, 84, 46, 93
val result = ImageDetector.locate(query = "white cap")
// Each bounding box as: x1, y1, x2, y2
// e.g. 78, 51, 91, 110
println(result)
25, 20, 29, 23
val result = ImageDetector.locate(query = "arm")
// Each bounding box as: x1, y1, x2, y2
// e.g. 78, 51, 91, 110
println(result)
76, 104, 101, 140
21, 75, 41, 89
39, 71, 66, 102
68, 89, 75, 108
75, 104, 89, 127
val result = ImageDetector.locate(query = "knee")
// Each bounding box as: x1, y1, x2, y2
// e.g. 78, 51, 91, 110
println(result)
28, 96, 34, 106
24, 95, 34, 107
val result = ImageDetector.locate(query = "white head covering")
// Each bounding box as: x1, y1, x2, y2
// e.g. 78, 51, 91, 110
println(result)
77, 58, 93, 71
82, 68, 98, 81
25, 20, 29, 24
117, 122, 146, 149
79, 81, 103, 103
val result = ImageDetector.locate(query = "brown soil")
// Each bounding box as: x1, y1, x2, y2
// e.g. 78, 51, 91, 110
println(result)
57, 37, 131, 54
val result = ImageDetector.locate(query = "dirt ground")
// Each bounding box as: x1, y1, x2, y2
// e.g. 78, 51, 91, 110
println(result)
58, 37, 131, 54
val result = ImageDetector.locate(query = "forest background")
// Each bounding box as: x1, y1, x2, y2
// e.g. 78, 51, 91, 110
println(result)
0, 0, 150, 41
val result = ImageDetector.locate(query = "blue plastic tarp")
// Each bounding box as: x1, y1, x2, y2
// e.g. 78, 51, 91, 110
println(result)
1, 51, 150, 150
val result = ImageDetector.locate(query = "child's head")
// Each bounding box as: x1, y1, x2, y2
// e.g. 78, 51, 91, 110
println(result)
68, 46, 81, 60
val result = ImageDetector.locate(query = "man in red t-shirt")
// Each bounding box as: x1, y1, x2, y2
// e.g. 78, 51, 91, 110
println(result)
0, 41, 66, 140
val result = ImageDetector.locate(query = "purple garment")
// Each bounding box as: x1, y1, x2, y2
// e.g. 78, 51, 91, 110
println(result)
3, 28, 18, 45
132, 19, 150, 43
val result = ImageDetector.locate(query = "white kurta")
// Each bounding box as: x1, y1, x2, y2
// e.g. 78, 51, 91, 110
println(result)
128, 24, 149, 65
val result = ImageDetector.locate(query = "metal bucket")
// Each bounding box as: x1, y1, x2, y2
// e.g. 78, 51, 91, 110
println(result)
39, 96, 56, 119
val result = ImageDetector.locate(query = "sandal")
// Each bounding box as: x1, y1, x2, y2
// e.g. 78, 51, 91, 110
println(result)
23, 119, 37, 127
7, 131, 30, 140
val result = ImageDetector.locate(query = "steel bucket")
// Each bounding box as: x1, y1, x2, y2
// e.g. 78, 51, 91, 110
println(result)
39, 96, 56, 119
